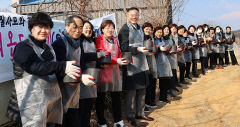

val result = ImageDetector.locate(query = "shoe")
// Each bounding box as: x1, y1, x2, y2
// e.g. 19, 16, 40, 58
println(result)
185, 77, 196, 82
207, 70, 211, 73
172, 96, 182, 100
223, 64, 227, 67
189, 79, 197, 82
127, 118, 137, 127
172, 87, 180, 92
136, 115, 154, 121
180, 84, 189, 89
159, 99, 171, 104
180, 80, 190, 85
192, 74, 200, 78
99, 124, 107, 127
185, 76, 192, 80
167, 90, 176, 97
219, 65, 224, 69
176, 83, 182, 87
205, 68, 208, 73
145, 103, 157, 109
216, 65, 219, 69
144, 106, 150, 113
209, 66, 214, 70
114, 120, 128, 127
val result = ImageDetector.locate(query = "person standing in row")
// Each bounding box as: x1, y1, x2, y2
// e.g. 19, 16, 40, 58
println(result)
177, 25, 190, 84
196, 25, 208, 75
224, 26, 239, 66
207, 27, 216, 69
214, 26, 225, 69
169, 24, 184, 93
142, 22, 158, 111
188, 25, 200, 78
52, 15, 96, 127
169, 24, 180, 88
78, 20, 107, 127
8, 12, 82, 127
183, 29, 194, 81
118, 7, 154, 127
156, 25, 174, 103
95, 20, 128, 127
202, 24, 211, 72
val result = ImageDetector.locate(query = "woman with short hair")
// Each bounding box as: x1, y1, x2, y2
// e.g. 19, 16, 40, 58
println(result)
196, 25, 208, 74
188, 25, 200, 78
7, 12, 81, 127
95, 20, 128, 127
214, 26, 225, 69
142, 22, 158, 111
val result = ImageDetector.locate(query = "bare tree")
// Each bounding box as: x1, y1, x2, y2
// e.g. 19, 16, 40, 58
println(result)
34, 0, 187, 28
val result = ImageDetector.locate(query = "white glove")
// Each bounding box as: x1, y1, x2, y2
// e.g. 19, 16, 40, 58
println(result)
160, 46, 167, 51
81, 74, 96, 86
117, 58, 128, 65
177, 46, 183, 52
192, 41, 197, 45
65, 61, 81, 80
137, 47, 149, 53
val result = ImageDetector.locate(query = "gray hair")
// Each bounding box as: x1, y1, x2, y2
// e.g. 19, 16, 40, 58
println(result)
65, 15, 83, 26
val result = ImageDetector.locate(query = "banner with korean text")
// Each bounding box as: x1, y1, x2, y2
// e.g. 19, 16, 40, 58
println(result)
0, 12, 116, 83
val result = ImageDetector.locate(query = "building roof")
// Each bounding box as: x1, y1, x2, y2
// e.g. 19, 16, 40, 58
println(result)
19, 0, 54, 4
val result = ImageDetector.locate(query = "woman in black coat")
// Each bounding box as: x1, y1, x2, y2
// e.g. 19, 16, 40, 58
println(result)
7, 12, 80, 127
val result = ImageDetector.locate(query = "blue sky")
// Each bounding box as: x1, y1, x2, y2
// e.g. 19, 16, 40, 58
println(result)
1, 0, 240, 30
175, 0, 240, 31
0, 0, 11, 10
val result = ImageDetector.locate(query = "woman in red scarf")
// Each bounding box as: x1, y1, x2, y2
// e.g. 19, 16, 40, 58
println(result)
95, 20, 128, 127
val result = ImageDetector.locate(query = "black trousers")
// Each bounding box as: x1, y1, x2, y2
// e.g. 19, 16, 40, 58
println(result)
204, 54, 211, 69
207, 53, 215, 69
78, 98, 94, 127
62, 108, 79, 127
225, 51, 238, 65
145, 73, 157, 105
172, 69, 179, 85
178, 62, 186, 82
225, 50, 230, 65
96, 92, 122, 125
200, 57, 207, 74
185, 62, 191, 78
214, 53, 224, 66
61, 98, 93, 127
213, 53, 218, 66
159, 77, 171, 101
192, 59, 198, 75
219, 53, 224, 65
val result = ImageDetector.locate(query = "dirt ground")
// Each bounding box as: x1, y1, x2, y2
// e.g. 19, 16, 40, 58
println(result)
3, 50, 240, 127
131, 49, 240, 127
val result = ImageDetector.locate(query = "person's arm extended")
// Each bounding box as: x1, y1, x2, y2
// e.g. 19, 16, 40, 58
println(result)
14, 41, 66, 76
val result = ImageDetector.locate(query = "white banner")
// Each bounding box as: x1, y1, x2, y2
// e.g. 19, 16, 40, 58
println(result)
0, 12, 64, 83
0, 12, 116, 83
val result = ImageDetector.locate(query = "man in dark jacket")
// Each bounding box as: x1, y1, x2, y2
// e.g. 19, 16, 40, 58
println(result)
52, 15, 96, 127
118, 7, 154, 127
